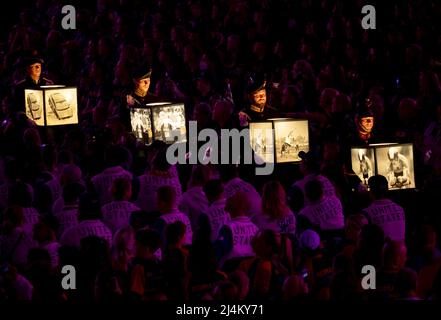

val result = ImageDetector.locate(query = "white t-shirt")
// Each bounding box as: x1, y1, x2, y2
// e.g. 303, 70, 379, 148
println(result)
224, 177, 262, 218
40, 241, 60, 268
91, 166, 133, 205
54, 204, 79, 239
179, 186, 209, 229
363, 199, 406, 242
136, 171, 182, 212
60, 220, 113, 248
199, 199, 231, 242
101, 200, 140, 233
253, 209, 296, 235
219, 216, 259, 266
298, 195, 344, 231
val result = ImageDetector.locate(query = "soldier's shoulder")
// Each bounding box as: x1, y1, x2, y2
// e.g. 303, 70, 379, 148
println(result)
42, 78, 54, 85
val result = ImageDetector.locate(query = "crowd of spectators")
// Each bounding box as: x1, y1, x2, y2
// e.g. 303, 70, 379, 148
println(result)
1, 0, 441, 302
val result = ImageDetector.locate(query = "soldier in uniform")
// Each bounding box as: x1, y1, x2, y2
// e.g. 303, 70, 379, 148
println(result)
13, 55, 54, 114
238, 73, 278, 127
124, 65, 162, 133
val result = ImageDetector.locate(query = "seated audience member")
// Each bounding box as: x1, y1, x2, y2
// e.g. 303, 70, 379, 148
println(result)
154, 186, 193, 248
362, 175, 406, 242
102, 177, 140, 233
216, 191, 259, 272
60, 193, 112, 248
179, 165, 210, 229
54, 182, 84, 239
254, 180, 296, 236
198, 179, 230, 242
298, 179, 344, 232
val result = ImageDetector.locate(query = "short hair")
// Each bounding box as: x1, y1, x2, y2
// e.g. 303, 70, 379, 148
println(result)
62, 182, 85, 203
157, 185, 177, 206
368, 175, 388, 198
8, 182, 33, 207
135, 228, 161, 250
111, 177, 132, 201
203, 179, 224, 199
165, 221, 186, 246
152, 149, 171, 171
305, 179, 323, 203
78, 192, 101, 220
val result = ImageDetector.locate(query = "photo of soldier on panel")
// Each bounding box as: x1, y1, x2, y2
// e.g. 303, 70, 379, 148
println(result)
130, 107, 152, 145
376, 144, 415, 190
152, 103, 187, 144
249, 122, 274, 163
351, 147, 375, 186
274, 119, 309, 163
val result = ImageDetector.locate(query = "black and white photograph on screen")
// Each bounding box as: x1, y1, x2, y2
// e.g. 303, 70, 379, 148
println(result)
24, 89, 44, 126
376, 144, 415, 190
152, 103, 186, 143
249, 122, 274, 163
273, 120, 309, 163
130, 108, 152, 145
44, 88, 78, 126
351, 147, 375, 186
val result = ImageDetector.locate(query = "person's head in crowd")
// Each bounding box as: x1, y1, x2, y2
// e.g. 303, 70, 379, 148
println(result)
23, 55, 44, 82
368, 175, 388, 200
299, 229, 321, 254
357, 223, 385, 252
4, 158, 19, 182
132, 64, 152, 96
419, 70, 441, 96
129, 210, 154, 231
304, 179, 323, 204
331, 93, 352, 115
212, 281, 239, 301
33, 215, 58, 244
157, 185, 178, 214
398, 98, 418, 125
225, 191, 250, 219
2, 205, 24, 233
134, 228, 161, 259
382, 240, 408, 271
298, 151, 321, 175
315, 70, 332, 93
195, 72, 214, 97
165, 221, 186, 249
151, 147, 172, 172
78, 192, 102, 221
262, 180, 289, 220
345, 214, 369, 243
23, 128, 41, 148
410, 224, 438, 256
319, 88, 339, 112
247, 73, 267, 110
252, 229, 280, 260
104, 144, 131, 169
218, 164, 238, 182
188, 165, 211, 189
281, 86, 300, 111
395, 267, 419, 299
41, 143, 57, 172
203, 179, 224, 204
282, 274, 309, 300
229, 270, 249, 300
291, 59, 315, 81
193, 102, 212, 129
80, 235, 111, 271
62, 182, 85, 205
60, 164, 83, 186
329, 270, 359, 301
8, 181, 33, 207
112, 226, 135, 271
110, 177, 132, 202
212, 99, 234, 128
355, 104, 375, 141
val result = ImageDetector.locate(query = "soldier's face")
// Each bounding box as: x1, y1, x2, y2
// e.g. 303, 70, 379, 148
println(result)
252, 89, 267, 108
27, 63, 42, 79
135, 78, 150, 92
359, 116, 374, 133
